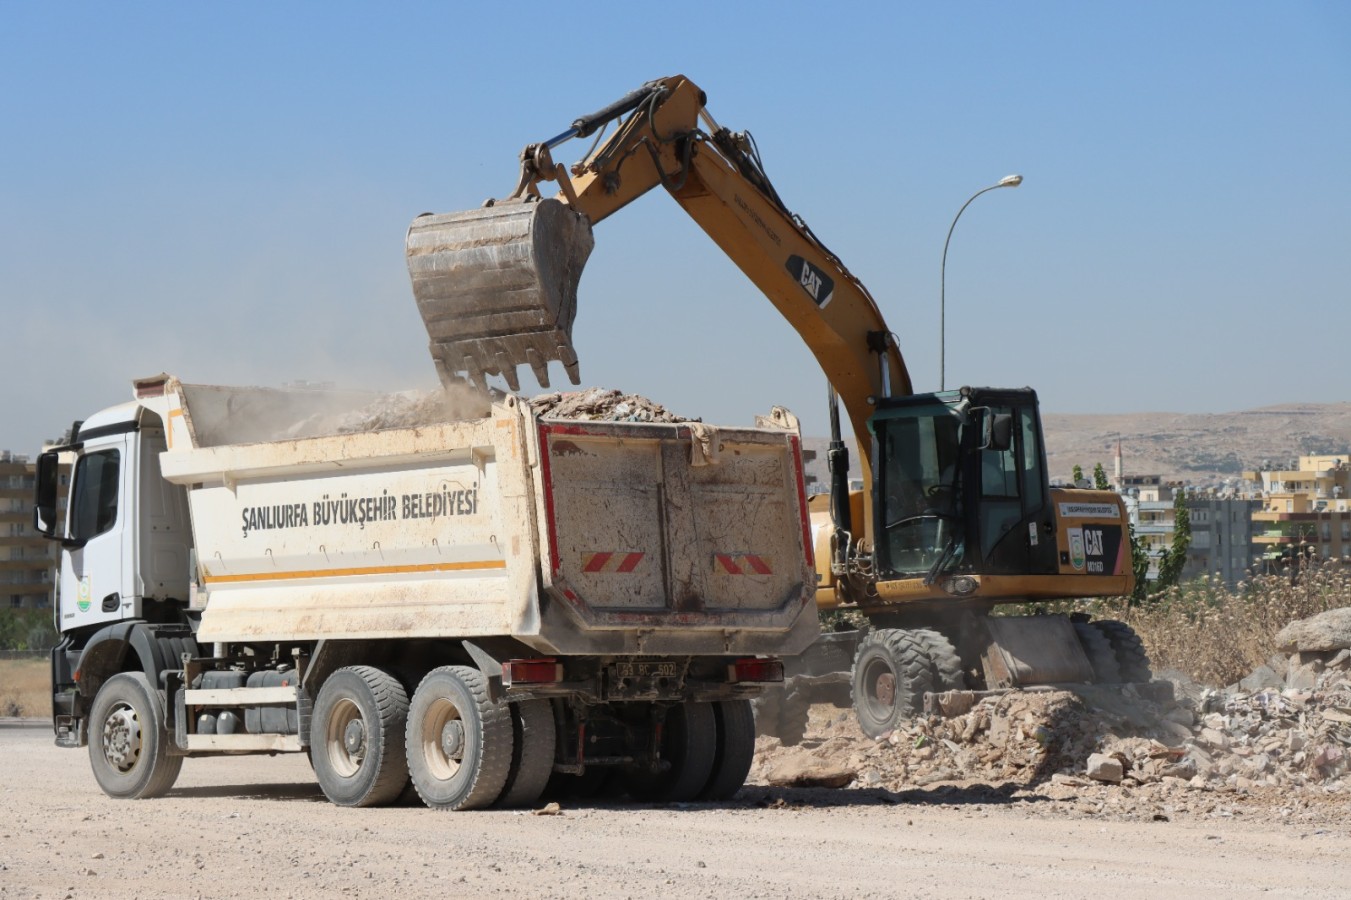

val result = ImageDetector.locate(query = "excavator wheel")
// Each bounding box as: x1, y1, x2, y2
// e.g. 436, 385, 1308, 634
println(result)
850, 629, 935, 738
1093, 620, 1153, 683
751, 684, 810, 746
1072, 622, 1122, 684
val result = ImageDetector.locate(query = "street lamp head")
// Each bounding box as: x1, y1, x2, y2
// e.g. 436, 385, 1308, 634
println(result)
999, 174, 1024, 188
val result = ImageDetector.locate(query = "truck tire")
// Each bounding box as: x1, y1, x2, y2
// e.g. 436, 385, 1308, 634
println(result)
913, 629, 966, 691
1093, 620, 1153, 683
311, 666, 409, 808
699, 699, 756, 801
496, 699, 556, 809
851, 629, 935, 738
625, 702, 717, 803
1073, 622, 1122, 684
88, 672, 182, 799
406, 666, 514, 811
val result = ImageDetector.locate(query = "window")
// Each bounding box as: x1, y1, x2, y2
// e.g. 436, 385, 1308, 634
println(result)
69, 449, 121, 541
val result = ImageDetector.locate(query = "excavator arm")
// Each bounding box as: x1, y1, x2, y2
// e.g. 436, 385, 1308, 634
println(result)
406, 75, 909, 530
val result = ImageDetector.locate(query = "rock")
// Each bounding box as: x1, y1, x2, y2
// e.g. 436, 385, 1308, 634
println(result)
1286, 660, 1322, 691
1163, 707, 1195, 727
1276, 608, 1351, 653
532, 802, 562, 816
1239, 665, 1284, 693
1198, 728, 1230, 751
764, 757, 857, 789
1086, 753, 1124, 784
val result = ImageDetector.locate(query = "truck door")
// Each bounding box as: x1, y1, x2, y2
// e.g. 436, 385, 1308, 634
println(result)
59, 435, 135, 630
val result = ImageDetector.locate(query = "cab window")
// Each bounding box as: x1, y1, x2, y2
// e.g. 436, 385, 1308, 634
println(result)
70, 450, 121, 541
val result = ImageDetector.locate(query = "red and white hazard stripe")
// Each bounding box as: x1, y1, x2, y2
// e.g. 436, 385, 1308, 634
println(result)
581, 551, 645, 574
713, 553, 773, 575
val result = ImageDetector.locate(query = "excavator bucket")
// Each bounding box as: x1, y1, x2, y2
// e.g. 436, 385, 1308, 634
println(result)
405, 198, 594, 391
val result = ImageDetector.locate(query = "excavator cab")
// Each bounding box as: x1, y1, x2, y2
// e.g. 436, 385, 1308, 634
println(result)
871, 387, 1058, 583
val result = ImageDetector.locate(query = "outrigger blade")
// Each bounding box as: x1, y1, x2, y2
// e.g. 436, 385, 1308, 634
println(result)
405, 198, 594, 391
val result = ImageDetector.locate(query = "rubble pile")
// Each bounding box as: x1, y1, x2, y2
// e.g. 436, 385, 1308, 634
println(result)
752, 608, 1351, 804
529, 388, 695, 423
283, 385, 692, 437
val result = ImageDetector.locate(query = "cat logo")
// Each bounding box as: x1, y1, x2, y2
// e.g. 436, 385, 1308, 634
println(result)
785, 255, 835, 308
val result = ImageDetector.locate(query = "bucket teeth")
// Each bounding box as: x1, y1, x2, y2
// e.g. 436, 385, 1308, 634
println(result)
406, 198, 593, 392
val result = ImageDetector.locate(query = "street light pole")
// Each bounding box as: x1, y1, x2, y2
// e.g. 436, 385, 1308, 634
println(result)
940, 174, 1023, 391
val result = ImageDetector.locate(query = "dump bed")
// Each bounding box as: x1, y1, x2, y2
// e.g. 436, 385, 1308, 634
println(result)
153, 380, 817, 657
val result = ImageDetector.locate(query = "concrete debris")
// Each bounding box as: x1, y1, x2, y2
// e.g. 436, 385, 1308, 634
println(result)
1276, 608, 1351, 653
529, 388, 696, 423
752, 609, 1351, 804
1086, 753, 1124, 784
284, 385, 693, 437
762, 757, 858, 790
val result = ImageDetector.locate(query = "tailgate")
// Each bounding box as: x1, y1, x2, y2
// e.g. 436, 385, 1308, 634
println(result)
537, 419, 813, 629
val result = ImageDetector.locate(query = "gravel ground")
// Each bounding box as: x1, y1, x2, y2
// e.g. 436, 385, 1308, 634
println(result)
1, 724, 1349, 899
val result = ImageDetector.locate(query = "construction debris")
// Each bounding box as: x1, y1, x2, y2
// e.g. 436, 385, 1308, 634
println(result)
529, 388, 695, 423
751, 608, 1351, 808
282, 385, 694, 438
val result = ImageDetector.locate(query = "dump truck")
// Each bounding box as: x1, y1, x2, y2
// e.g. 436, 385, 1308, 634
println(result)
402, 74, 1153, 742
34, 375, 816, 807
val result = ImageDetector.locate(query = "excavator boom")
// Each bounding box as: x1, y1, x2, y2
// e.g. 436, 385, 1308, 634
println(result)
405, 76, 908, 519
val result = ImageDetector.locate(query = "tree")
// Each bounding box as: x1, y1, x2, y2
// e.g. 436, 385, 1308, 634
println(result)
1072, 464, 1084, 485
1092, 463, 1110, 491
1153, 486, 1192, 591
1127, 522, 1150, 608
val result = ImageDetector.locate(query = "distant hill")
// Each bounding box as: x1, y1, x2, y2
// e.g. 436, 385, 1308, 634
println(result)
803, 403, 1351, 491
1045, 402, 1351, 488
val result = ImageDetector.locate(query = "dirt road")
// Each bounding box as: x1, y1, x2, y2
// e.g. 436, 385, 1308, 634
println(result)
1, 724, 1348, 899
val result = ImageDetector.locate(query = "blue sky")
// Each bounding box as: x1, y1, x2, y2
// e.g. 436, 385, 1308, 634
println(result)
2, 2, 1348, 451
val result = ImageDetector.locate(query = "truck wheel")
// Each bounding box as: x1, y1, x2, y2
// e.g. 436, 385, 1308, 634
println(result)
406, 666, 513, 810
625, 702, 717, 803
1073, 622, 1122, 684
850, 629, 935, 738
1093, 620, 1153, 682
495, 699, 556, 809
88, 672, 182, 799
913, 629, 966, 691
699, 699, 756, 801
311, 666, 409, 808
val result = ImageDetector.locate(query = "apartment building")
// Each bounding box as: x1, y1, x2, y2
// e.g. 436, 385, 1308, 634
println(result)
1244, 455, 1351, 569
0, 451, 60, 609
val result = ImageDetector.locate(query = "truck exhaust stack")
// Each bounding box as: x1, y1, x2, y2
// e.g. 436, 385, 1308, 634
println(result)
405, 198, 594, 391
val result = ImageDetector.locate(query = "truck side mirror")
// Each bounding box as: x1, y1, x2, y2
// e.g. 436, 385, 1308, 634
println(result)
32, 451, 60, 539
983, 413, 1013, 452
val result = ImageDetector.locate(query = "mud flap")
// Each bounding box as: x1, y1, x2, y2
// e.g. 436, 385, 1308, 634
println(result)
405, 198, 594, 391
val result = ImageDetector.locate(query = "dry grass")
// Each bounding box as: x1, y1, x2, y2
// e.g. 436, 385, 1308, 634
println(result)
0, 659, 50, 718
1108, 560, 1351, 687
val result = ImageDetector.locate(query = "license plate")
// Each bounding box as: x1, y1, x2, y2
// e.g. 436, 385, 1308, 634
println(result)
612, 661, 678, 679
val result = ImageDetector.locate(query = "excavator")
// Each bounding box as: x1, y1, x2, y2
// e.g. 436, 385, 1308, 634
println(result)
405, 75, 1151, 740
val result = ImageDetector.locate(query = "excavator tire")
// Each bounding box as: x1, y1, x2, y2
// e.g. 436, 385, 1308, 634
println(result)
913, 629, 966, 691
850, 629, 935, 738
1093, 620, 1153, 683
1073, 622, 1122, 684
751, 685, 810, 746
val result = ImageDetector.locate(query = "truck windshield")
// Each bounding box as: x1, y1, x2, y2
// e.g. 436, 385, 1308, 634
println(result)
875, 403, 965, 577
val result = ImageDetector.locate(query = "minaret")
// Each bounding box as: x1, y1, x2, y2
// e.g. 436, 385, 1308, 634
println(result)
1113, 439, 1123, 490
